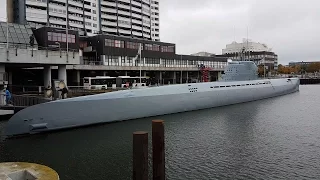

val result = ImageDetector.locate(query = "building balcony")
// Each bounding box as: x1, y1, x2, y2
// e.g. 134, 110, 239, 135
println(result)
132, 13, 142, 19
143, 33, 150, 38
69, 14, 83, 21
68, 7, 83, 14
118, 10, 131, 16
101, 1, 116, 7
101, 7, 117, 14
132, 19, 142, 24
132, 25, 142, 31
142, 0, 150, 5
118, 23, 131, 29
118, 3, 131, 10
101, 13, 117, 20
26, 0, 47, 7
26, 12, 48, 23
118, 0, 130, 4
119, 29, 131, 35
51, 0, 66, 4
101, 21, 117, 27
131, 7, 141, 14
49, 11, 67, 18
102, 27, 117, 33
49, 18, 66, 25
132, 31, 142, 36
68, 0, 83, 7
69, 21, 84, 29
131, 1, 141, 7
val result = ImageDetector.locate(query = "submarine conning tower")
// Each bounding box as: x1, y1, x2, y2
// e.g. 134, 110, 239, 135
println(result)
221, 61, 259, 82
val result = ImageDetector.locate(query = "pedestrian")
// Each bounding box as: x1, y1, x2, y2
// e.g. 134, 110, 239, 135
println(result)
61, 87, 68, 99
5, 88, 11, 105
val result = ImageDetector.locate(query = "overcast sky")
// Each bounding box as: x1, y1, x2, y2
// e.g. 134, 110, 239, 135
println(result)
159, 0, 320, 64
1, 0, 319, 64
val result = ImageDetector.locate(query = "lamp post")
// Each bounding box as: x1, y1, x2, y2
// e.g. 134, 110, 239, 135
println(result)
55, 42, 61, 57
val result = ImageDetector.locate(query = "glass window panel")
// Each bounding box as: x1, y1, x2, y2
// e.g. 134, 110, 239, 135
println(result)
23, 38, 29, 44
18, 38, 25, 44
27, 29, 33, 35
15, 28, 22, 34
61, 34, 66, 42
10, 32, 18, 37
22, 33, 29, 39
9, 27, 15, 32
1, 23, 8, 28
0, 36, 7, 42
52, 35, 58, 41
20, 28, 28, 34
0, 26, 5, 33
12, 37, 19, 44
8, 37, 13, 43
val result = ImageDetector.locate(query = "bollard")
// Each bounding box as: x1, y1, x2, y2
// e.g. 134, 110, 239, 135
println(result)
152, 120, 165, 180
133, 131, 148, 180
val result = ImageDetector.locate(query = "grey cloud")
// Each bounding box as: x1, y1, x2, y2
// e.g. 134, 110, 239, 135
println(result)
160, 0, 320, 64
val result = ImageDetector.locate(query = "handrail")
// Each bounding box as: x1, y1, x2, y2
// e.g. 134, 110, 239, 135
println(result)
10, 94, 52, 107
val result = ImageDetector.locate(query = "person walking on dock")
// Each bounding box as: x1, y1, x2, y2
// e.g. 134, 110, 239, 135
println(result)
5, 88, 11, 105
61, 87, 68, 99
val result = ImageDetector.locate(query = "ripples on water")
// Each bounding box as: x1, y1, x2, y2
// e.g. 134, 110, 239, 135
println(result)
1, 85, 320, 180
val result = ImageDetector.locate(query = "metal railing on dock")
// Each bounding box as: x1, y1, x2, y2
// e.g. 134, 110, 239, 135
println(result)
10, 94, 51, 107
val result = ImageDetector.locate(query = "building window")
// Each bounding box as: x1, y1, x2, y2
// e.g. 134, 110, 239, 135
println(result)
127, 41, 140, 49
161, 46, 174, 52
145, 44, 153, 51
145, 44, 160, 51
115, 40, 124, 48
47, 32, 76, 43
105, 39, 124, 48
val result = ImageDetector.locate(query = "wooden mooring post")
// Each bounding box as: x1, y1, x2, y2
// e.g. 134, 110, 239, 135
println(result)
152, 120, 165, 180
133, 131, 148, 180
132, 120, 165, 180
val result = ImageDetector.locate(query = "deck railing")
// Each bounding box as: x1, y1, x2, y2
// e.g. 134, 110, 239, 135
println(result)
10, 94, 52, 107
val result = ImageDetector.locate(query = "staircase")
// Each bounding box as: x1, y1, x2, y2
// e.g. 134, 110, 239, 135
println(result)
199, 64, 211, 82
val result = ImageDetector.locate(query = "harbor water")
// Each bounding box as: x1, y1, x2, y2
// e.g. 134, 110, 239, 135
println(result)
1, 85, 320, 180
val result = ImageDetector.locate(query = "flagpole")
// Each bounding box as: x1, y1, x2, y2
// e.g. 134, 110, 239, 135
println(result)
6, 17, 9, 49
264, 57, 266, 79
139, 43, 142, 85
6, 17, 9, 61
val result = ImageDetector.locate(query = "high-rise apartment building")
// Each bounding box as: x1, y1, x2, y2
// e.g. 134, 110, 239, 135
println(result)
150, 0, 159, 41
8, 0, 160, 41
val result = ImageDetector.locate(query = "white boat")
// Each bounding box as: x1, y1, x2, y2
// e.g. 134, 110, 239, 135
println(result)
4, 61, 299, 137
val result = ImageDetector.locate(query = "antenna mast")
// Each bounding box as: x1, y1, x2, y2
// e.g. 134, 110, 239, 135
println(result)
247, 26, 250, 61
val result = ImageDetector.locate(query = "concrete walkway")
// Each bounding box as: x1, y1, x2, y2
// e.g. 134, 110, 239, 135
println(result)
0, 109, 14, 116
